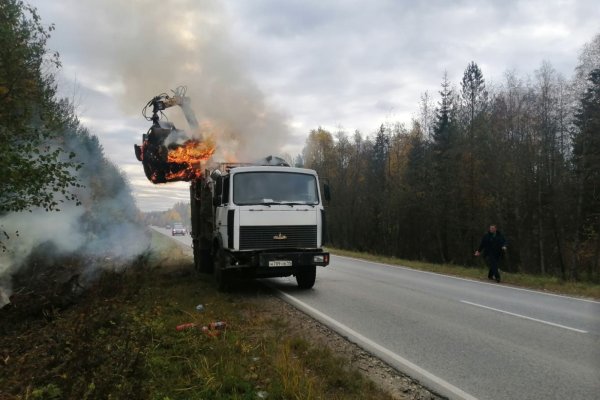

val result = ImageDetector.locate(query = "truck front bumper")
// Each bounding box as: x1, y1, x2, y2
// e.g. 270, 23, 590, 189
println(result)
221, 250, 329, 277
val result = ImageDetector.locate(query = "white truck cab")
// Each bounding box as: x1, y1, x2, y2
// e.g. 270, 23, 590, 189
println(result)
191, 162, 330, 290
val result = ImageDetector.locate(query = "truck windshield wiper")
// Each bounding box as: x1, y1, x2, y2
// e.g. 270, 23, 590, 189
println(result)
272, 201, 316, 207
242, 202, 271, 207
241, 201, 316, 207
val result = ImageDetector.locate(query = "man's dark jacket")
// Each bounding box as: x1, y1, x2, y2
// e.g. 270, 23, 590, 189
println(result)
477, 231, 507, 259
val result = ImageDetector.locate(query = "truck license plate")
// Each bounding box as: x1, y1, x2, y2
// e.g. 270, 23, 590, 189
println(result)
269, 260, 292, 267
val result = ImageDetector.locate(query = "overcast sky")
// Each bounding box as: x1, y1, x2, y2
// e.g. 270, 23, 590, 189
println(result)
29, 0, 599, 212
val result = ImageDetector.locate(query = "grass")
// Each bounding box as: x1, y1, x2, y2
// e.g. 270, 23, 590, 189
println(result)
328, 247, 600, 300
0, 231, 393, 400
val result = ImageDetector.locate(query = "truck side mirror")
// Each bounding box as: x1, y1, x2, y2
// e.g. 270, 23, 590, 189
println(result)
213, 195, 222, 207
323, 183, 331, 202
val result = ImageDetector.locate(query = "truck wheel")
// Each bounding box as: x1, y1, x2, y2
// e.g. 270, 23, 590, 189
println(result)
200, 249, 214, 273
295, 266, 316, 289
193, 239, 213, 274
193, 242, 202, 272
213, 248, 230, 291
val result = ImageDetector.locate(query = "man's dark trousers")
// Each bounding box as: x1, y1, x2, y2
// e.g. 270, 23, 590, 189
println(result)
485, 256, 501, 282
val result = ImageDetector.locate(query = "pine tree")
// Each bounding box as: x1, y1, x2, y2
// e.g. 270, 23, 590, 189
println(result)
460, 61, 488, 254
431, 72, 459, 261
571, 68, 600, 280
433, 72, 456, 153
461, 61, 488, 130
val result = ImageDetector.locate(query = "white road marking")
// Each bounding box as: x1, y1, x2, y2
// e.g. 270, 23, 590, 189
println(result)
332, 254, 600, 304
274, 287, 479, 400
460, 300, 588, 334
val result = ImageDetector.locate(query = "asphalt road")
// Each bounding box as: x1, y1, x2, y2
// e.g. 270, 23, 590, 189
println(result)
151, 227, 600, 400
154, 226, 193, 248
268, 256, 600, 400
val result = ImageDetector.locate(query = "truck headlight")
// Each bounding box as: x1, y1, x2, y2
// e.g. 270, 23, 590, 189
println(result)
313, 255, 324, 263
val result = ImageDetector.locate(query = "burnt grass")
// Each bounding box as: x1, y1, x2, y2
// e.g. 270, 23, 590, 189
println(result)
1, 268, 152, 399
0, 238, 399, 400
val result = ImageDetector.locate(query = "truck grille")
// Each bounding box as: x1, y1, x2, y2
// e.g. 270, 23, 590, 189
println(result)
239, 225, 317, 250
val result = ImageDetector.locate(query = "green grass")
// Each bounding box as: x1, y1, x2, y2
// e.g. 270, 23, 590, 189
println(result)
328, 247, 600, 300
0, 231, 393, 400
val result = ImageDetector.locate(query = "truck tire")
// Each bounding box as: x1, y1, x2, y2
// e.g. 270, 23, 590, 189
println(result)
200, 249, 214, 273
213, 248, 230, 292
193, 242, 202, 272
193, 239, 214, 274
295, 266, 316, 289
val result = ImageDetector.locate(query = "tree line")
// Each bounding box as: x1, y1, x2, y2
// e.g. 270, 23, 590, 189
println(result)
300, 35, 600, 282
142, 202, 191, 230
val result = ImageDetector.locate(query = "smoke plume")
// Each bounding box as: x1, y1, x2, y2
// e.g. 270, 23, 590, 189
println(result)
65, 0, 292, 161
0, 126, 150, 308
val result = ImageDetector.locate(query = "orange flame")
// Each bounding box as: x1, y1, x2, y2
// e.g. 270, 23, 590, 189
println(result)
165, 137, 216, 181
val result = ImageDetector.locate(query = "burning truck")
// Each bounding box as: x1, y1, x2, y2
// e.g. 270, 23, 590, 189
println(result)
134, 87, 330, 290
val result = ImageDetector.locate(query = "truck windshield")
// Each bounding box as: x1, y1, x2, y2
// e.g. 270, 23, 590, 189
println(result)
233, 172, 319, 205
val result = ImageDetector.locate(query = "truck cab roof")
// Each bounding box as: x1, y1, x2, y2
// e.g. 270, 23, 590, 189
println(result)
228, 165, 317, 176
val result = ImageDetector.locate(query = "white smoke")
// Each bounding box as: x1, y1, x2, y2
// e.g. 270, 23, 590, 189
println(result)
0, 208, 84, 307
0, 128, 150, 308
60, 0, 292, 161
1, 208, 86, 266
0, 201, 149, 308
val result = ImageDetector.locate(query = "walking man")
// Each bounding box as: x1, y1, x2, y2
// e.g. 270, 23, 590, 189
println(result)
474, 224, 507, 282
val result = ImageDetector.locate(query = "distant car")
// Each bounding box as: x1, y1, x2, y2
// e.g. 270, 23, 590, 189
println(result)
172, 223, 186, 236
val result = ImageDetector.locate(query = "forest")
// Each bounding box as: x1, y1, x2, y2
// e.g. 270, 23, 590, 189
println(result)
300, 35, 600, 282
142, 202, 192, 230
1, 1, 147, 291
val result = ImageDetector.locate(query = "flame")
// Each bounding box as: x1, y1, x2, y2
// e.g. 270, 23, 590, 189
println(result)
165, 137, 216, 181
135, 126, 217, 184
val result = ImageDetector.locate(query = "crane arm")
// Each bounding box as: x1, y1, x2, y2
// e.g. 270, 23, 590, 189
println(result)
144, 86, 199, 131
